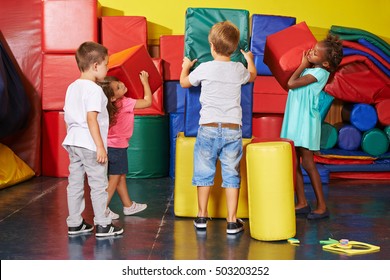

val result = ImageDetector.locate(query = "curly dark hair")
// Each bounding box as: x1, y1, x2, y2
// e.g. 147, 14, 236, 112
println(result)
96, 76, 120, 126
321, 34, 343, 73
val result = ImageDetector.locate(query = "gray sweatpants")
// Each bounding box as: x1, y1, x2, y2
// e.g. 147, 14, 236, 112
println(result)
64, 145, 111, 227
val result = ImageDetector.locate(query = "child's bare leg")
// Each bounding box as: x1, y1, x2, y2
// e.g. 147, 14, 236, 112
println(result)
197, 186, 211, 217
225, 187, 239, 222
106, 174, 121, 205
115, 174, 132, 208
301, 148, 327, 214
295, 148, 308, 209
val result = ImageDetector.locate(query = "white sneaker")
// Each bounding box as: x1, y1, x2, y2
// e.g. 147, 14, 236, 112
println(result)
123, 202, 147, 216
105, 207, 120, 220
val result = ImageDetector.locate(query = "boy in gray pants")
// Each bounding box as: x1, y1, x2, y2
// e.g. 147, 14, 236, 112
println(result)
63, 41, 123, 237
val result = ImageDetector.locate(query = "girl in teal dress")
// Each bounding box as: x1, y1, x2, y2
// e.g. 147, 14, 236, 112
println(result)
280, 34, 343, 220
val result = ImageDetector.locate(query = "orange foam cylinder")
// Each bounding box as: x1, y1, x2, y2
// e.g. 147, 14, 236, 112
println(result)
246, 141, 296, 241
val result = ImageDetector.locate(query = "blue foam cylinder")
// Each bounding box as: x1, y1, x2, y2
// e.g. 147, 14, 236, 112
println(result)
341, 103, 378, 132
336, 123, 362, 151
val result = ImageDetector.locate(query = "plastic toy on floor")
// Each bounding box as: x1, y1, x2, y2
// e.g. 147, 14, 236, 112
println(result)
321, 238, 380, 255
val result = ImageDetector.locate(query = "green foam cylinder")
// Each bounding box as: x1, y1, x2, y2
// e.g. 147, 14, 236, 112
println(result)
126, 115, 169, 178
320, 122, 338, 149
361, 128, 389, 156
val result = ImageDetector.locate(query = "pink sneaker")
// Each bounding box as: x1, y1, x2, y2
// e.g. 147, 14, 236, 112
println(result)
123, 202, 147, 216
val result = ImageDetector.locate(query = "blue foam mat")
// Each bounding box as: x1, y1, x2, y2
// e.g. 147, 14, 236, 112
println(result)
250, 14, 296, 75
184, 83, 253, 138
163, 81, 186, 113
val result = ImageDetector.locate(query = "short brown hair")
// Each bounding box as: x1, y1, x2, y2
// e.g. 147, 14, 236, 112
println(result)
208, 21, 240, 56
322, 34, 343, 73
75, 41, 108, 72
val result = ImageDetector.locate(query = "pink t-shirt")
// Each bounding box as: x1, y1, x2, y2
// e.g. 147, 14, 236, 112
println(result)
107, 97, 137, 148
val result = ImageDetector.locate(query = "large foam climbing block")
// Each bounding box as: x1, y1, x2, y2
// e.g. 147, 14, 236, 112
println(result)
246, 141, 296, 241
0, 143, 35, 189
252, 113, 284, 139
169, 113, 184, 179
108, 44, 162, 99
160, 35, 184, 80
250, 14, 296, 75
134, 58, 164, 116
184, 7, 250, 70
264, 22, 317, 91
42, 111, 69, 177
163, 81, 186, 113
184, 83, 253, 138
42, 54, 80, 110
174, 132, 252, 218
101, 16, 147, 55
42, 0, 98, 53
253, 76, 288, 113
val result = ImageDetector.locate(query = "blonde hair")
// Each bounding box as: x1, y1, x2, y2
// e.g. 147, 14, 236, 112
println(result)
208, 21, 240, 56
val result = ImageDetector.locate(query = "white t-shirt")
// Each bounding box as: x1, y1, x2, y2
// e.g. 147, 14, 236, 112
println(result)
62, 79, 109, 152
188, 60, 250, 125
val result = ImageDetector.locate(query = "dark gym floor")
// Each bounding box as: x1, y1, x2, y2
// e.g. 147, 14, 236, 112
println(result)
0, 176, 389, 260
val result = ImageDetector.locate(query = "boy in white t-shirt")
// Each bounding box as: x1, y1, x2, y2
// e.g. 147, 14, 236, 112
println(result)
63, 41, 123, 237
180, 21, 257, 234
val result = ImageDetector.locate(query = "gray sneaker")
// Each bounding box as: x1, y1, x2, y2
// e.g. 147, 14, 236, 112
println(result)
105, 207, 120, 220
95, 224, 124, 237
123, 202, 147, 216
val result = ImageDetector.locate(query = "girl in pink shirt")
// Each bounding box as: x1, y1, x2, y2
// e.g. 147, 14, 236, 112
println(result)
98, 72, 152, 218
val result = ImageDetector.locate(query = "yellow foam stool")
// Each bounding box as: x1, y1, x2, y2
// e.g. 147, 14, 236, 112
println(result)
246, 141, 295, 241
174, 132, 252, 218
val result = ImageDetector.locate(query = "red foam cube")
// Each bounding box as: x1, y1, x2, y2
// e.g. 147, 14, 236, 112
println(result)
42, 111, 69, 177
264, 22, 317, 90
101, 16, 147, 55
160, 35, 184, 80
42, 0, 98, 53
253, 76, 288, 113
108, 44, 162, 99
135, 58, 164, 115
42, 54, 80, 110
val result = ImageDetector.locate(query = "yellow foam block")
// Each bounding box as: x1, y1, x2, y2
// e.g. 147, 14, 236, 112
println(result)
246, 141, 295, 241
0, 143, 35, 189
174, 132, 252, 218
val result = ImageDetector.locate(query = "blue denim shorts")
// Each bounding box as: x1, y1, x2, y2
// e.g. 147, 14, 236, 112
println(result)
107, 147, 128, 175
192, 125, 243, 188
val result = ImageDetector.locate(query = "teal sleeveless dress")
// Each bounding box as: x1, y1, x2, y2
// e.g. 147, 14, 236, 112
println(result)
280, 67, 330, 151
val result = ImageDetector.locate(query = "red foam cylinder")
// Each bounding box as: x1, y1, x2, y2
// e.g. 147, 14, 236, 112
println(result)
264, 22, 317, 91
108, 44, 162, 99
252, 113, 284, 138
375, 99, 390, 126
42, 54, 80, 110
42, 111, 69, 177
253, 76, 288, 113
134, 58, 164, 115
101, 16, 147, 55
42, 0, 98, 53
159, 35, 184, 80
